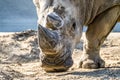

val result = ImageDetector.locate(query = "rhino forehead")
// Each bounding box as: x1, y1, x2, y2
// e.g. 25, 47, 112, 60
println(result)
52, 0, 76, 17
37, 0, 77, 27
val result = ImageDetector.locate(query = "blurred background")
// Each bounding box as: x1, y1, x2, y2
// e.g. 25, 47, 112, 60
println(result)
0, 0, 37, 32
0, 0, 120, 32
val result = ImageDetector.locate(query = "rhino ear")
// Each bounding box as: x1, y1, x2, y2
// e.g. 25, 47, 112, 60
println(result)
33, 0, 40, 8
33, 0, 54, 13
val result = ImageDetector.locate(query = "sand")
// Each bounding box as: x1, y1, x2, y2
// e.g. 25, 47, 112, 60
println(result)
0, 30, 120, 80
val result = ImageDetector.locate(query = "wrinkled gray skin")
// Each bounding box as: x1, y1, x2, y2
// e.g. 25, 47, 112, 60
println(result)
33, 0, 120, 72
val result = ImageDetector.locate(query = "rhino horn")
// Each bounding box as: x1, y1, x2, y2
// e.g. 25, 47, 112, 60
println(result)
38, 24, 59, 50
46, 12, 64, 30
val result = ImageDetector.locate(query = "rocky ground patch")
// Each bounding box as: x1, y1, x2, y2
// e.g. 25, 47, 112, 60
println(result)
0, 30, 120, 80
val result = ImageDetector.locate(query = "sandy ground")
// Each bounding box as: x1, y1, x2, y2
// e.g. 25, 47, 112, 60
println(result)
0, 30, 120, 80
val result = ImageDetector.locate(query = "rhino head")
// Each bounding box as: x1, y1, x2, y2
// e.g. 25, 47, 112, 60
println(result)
34, 0, 82, 72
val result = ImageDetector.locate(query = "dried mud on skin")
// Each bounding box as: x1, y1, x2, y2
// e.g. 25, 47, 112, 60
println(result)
0, 30, 120, 80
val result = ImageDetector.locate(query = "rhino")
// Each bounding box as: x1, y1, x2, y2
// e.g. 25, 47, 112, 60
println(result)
33, 0, 120, 72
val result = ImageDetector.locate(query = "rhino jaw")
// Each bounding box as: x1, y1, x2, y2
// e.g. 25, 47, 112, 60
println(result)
38, 24, 59, 53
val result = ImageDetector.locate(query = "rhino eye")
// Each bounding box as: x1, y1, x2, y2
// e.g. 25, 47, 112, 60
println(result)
72, 22, 76, 30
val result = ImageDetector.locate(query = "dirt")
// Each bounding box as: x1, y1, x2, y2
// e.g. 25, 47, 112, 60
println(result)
0, 30, 120, 80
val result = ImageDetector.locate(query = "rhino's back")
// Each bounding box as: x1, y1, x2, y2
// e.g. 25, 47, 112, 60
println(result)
84, 0, 120, 24
97, 0, 120, 14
